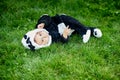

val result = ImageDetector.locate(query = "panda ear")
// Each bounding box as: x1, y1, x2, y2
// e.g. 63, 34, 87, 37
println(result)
24, 35, 27, 39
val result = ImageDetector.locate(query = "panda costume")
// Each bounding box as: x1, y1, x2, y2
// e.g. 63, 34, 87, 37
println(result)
21, 14, 102, 50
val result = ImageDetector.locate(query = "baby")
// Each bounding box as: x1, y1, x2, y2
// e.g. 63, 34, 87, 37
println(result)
22, 14, 102, 50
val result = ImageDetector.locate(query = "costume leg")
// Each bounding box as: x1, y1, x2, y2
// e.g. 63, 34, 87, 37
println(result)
60, 15, 91, 43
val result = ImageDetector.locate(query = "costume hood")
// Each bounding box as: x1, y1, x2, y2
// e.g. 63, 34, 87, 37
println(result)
21, 29, 52, 50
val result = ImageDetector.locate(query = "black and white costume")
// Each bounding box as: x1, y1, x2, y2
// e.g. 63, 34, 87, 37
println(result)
35, 14, 102, 43
21, 14, 102, 50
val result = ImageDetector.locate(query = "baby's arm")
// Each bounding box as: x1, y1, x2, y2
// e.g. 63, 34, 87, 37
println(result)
37, 23, 45, 29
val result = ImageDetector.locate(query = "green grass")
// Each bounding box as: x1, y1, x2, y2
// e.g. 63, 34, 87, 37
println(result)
0, 0, 120, 80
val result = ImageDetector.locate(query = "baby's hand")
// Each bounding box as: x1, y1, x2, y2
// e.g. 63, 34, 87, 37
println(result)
63, 25, 71, 39
37, 23, 45, 29
64, 26, 71, 35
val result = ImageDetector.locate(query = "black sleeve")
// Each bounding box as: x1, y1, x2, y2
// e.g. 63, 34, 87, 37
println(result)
35, 14, 52, 28
52, 14, 64, 25
49, 31, 69, 43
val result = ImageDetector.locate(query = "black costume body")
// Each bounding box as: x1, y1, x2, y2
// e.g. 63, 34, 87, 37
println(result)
35, 14, 95, 43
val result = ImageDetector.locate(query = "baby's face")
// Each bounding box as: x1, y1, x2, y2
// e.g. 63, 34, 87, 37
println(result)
34, 30, 49, 45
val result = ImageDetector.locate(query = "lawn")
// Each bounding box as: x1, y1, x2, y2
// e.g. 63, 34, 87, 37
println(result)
0, 0, 120, 80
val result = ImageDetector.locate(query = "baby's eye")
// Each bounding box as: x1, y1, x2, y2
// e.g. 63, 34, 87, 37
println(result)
39, 34, 42, 36
42, 39, 44, 42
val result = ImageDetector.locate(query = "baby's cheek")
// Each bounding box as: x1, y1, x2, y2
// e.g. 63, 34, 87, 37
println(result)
37, 40, 42, 45
46, 38, 49, 43
43, 38, 48, 44
35, 37, 42, 44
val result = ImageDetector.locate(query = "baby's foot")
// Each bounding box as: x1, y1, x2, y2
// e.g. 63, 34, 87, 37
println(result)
93, 28, 102, 38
